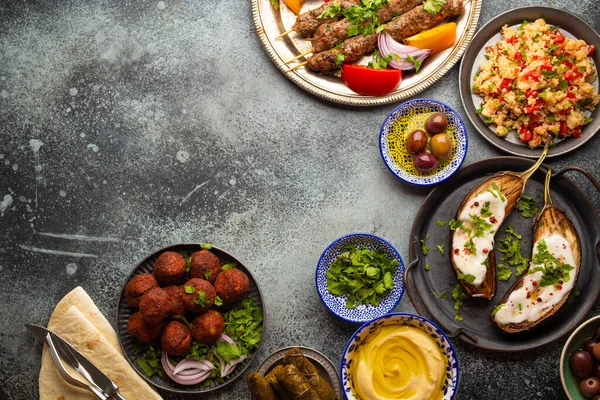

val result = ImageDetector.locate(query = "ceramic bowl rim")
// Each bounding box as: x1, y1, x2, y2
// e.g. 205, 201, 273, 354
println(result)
379, 97, 469, 187
339, 311, 460, 400
315, 232, 405, 324
559, 314, 600, 400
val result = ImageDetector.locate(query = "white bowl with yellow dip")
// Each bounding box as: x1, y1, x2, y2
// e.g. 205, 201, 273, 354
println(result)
340, 312, 459, 400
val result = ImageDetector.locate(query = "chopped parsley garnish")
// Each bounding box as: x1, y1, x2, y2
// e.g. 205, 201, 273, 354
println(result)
184, 285, 196, 294
270, 0, 279, 10
423, 0, 446, 14
424, 263, 431, 271
200, 243, 213, 250
475, 105, 483, 114
491, 304, 504, 317
531, 239, 574, 287
470, 214, 493, 237
192, 291, 209, 307
436, 220, 448, 227
506, 224, 522, 239
440, 291, 447, 299
449, 219, 463, 231
518, 20, 530, 30
584, 117, 593, 125
515, 195, 538, 218
421, 237, 430, 256
452, 284, 468, 321
368, 50, 393, 70
407, 54, 423, 72
326, 245, 399, 309
216, 341, 243, 363
480, 202, 492, 218
437, 245, 444, 255
457, 273, 476, 284
559, 79, 569, 91
137, 346, 165, 378
464, 239, 476, 255
432, 291, 439, 299
214, 295, 223, 306
335, 53, 345, 66
221, 262, 237, 271
342, 0, 390, 38
223, 297, 263, 356
491, 183, 506, 201
317, 2, 342, 19
497, 263, 513, 281
497, 226, 530, 276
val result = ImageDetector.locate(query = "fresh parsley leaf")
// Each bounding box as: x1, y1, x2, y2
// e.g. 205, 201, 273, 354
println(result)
440, 291, 447, 299
335, 53, 345, 66
437, 245, 444, 255
531, 239, 574, 287
223, 297, 263, 356
424, 263, 431, 271
515, 195, 538, 218
518, 20, 530, 30
221, 262, 237, 271
559, 79, 569, 91
192, 291, 209, 307
584, 117, 593, 125
216, 341, 243, 363
497, 263, 512, 281
464, 239, 476, 255
436, 220, 448, 227
269, 0, 279, 10
432, 291, 439, 299
137, 347, 165, 378
449, 219, 462, 231
506, 225, 522, 239
423, 0, 446, 14
214, 295, 223, 307
200, 243, 213, 250
457, 273, 476, 284
491, 183, 506, 202
491, 304, 504, 317
452, 284, 468, 321
317, 2, 342, 19
184, 285, 196, 294
421, 239, 430, 256
407, 54, 423, 72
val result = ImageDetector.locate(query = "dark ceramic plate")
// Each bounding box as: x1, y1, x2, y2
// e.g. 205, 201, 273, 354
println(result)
459, 7, 600, 158
252, 346, 342, 400
405, 158, 600, 352
116, 243, 265, 394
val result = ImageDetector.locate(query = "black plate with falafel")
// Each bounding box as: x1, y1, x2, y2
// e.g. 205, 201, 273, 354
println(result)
116, 243, 265, 394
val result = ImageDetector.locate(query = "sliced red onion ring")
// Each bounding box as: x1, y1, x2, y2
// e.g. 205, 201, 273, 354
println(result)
377, 32, 431, 71
173, 359, 215, 375
161, 352, 214, 385
223, 355, 247, 376
213, 333, 248, 377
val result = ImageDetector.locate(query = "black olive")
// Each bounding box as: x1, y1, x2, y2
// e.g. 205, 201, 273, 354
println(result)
580, 377, 600, 398
570, 349, 593, 378
425, 113, 448, 135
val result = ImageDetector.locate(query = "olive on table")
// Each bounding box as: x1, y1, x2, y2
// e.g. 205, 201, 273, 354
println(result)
580, 377, 600, 398
430, 133, 452, 159
585, 338, 600, 355
570, 349, 594, 378
406, 129, 428, 154
415, 153, 438, 172
425, 113, 448, 135
594, 343, 600, 361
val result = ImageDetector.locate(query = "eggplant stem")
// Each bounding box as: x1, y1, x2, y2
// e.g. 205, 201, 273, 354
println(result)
544, 168, 553, 206
517, 139, 551, 183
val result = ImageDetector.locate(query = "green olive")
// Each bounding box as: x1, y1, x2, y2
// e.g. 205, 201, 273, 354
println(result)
430, 133, 452, 159
406, 129, 428, 154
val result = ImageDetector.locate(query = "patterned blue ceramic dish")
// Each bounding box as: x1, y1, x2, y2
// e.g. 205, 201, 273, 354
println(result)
379, 98, 468, 186
340, 313, 460, 400
315, 233, 404, 324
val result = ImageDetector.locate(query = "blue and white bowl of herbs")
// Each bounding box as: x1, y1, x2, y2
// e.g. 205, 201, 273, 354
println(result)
315, 233, 405, 323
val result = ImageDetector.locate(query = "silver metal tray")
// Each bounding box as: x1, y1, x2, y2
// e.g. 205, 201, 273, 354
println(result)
252, 0, 482, 106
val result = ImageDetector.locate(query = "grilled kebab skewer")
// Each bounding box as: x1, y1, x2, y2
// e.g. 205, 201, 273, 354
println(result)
277, 0, 361, 39
311, 0, 424, 53
304, 0, 464, 72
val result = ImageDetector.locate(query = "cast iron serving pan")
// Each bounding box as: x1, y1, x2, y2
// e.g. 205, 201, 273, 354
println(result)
459, 6, 600, 158
405, 158, 600, 352
116, 243, 265, 394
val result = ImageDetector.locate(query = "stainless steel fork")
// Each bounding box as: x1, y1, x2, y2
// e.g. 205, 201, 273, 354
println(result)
45, 333, 110, 400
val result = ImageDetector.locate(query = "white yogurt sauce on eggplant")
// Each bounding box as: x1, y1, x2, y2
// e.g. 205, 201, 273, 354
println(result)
493, 234, 577, 325
451, 190, 507, 286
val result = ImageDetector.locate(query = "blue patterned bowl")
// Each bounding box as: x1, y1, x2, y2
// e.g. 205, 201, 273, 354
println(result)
340, 313, 460, 400
379, 98, 468, 186
315, 233, 404, 324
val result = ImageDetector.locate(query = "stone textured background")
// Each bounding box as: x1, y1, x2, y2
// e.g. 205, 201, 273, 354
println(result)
1, 0, 599, 398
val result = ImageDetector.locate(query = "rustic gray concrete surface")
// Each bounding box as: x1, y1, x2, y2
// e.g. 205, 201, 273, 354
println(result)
1, 0, 599, 399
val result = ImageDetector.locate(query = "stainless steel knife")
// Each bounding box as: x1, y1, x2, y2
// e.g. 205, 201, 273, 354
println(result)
26, 324, 127, 400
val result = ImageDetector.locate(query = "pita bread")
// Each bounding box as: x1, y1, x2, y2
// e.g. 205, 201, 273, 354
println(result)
39, 287, 162, 400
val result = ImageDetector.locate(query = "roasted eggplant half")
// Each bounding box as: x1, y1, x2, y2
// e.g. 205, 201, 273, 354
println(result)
450, 142, 550, 299
492, 169, 581, 333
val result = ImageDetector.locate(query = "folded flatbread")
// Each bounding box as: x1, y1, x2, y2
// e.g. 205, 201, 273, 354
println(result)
39, 286, 162, 399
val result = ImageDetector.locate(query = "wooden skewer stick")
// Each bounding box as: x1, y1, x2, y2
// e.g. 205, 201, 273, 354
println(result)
286, 50, 313, 63
285, 62, 308, 72
276, 29, 294, 39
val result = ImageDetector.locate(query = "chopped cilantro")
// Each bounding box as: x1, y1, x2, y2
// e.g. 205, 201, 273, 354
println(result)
223, 297, 263, 356
200, 243, 212, 250
449, 219, 463, 231
559, 79, 569, 91
423, 0, 446, 14
424, 263, 431, 271
452, 284, 468, 321
497, 263, 513, 281
317, 2, 342, 19
421, 239, 430, 256
214, 295, 223, 306
192, 291, 209, 307
216, 341, 243, 363
335, 53, 345, 66
326, 244, 399, 309
506, 225, 522, 239
531, 239, 574, 287
436, 220, 448, 227
432, 291, 439, 299
465, 239, 476, 255
457, 273, 476, 284
518, 20, 530, 30
137, 346, 165, 378
437, 245, 444, 255
470, 214, 493, 238
584, 117, 593, 125
515, 195, 538, 218
440, 291, 447, 299
407, 54, 423, 72
221, 262, 237, 271
270, 0, 279, 10
368, 50, 393, 70
491, 183, 506, 201
204, 270, 212, 280
491, 304, 504, 317
184, 285, 196, 294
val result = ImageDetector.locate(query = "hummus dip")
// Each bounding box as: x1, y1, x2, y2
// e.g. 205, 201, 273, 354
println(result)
351, 325, 447, 400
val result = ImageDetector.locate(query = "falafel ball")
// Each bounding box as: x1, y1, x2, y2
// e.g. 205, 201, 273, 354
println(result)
181, 278, 216, 313
153, 251, 187, 286
139, 287, 174, 324
191, 309, 225, 345
126, 312, 164, 342
189, 250, 221, 283
125, 273, 159, 307
163, 285, 187, 316
161, 321, 193, 356
214, 269, 250, 303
